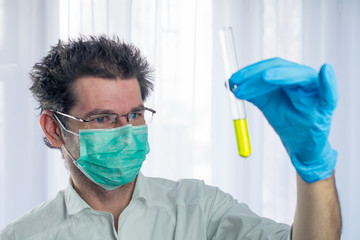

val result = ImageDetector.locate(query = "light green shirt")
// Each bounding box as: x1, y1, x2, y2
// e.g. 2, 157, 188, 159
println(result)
1, 173, 290, 239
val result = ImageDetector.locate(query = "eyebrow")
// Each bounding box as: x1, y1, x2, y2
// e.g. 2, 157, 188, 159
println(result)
82, 103, 145, 118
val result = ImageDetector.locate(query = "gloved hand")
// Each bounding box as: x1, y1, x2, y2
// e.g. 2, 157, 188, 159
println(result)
229, 58, 338, 183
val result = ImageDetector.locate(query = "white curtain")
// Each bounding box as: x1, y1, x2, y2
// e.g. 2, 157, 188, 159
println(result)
0, 0, 61, 229
1, 0, 359, 239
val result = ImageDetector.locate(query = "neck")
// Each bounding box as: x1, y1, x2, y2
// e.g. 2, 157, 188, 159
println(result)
71, 176, 137, 230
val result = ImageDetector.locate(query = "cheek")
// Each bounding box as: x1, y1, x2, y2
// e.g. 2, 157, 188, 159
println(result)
66, 119, 88, 134
63, 132, 81, 160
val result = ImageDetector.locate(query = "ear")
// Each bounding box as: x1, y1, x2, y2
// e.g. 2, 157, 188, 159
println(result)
40, 110, 63, 148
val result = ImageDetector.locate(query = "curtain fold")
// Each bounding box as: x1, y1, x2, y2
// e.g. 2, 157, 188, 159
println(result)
1, 0, 359, 238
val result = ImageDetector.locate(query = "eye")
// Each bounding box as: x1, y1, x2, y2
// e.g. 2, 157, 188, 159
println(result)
129, 112, 140, 120
94, 116, 105, 123
129, 111, 145, 120
88, 114, 118, 129
89, 115, 113, 125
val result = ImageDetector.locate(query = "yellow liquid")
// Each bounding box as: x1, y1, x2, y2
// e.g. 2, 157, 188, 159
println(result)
233, 119, 251, 157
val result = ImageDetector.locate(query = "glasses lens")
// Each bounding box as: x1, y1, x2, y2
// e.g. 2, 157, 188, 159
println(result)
88, 114, 117, 129
129, 109, 154, 125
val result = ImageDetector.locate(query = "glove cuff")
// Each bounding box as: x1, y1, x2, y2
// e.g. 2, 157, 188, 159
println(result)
290, 141, 337, 183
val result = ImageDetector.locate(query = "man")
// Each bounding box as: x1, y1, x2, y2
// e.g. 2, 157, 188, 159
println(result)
0, 36, 341, 239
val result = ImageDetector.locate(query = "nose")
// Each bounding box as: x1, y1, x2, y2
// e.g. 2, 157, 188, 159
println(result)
117, 116, 130, 127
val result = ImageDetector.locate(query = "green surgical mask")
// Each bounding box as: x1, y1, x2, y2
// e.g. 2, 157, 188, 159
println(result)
61, 124, 150, 190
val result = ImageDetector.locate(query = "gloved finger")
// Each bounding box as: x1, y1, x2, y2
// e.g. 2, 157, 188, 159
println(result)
231, 74, 279, 100
264, 64, 319, 109
229, 57, 298, 91
263, 65, 318, 87
281, 83, 319, 110
318, 64, 338, 111
229, 57, 299, 100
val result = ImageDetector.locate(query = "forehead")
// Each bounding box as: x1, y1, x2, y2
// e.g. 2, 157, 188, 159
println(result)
70, 76, 142, 116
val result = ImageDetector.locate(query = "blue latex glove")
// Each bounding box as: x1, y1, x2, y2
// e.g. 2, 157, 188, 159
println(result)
229, 58, 338, 183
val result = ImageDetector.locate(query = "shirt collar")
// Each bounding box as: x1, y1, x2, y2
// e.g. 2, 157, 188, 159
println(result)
64, 172, 151, 215
131, 172, 151, 201
64, 179, 92, 215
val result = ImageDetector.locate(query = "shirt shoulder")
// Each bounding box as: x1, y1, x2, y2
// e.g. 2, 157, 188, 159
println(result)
140, 175, 226, 206
138, 175, 290, 239
139, 174, 240, 224
0, 190, 69, 240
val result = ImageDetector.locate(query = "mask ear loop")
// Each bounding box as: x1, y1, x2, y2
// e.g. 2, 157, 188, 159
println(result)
53, 113, 79, 163
53, 113, 79, 136
62, 145, 77, 163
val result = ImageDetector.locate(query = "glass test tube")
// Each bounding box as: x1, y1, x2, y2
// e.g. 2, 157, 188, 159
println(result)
218, 27, 251, 157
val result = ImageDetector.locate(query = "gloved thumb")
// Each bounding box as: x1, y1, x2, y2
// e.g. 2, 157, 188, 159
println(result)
318, 64, 338, 111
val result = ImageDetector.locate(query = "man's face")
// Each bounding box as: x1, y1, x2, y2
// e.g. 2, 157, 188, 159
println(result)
65, 76, 144, 135
61, 76, 144, 189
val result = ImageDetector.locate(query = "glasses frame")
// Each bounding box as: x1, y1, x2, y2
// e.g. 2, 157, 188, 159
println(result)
51, 107, 156, 128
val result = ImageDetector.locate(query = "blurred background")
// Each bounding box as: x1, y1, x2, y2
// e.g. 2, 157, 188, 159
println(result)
0, 0, 359, 239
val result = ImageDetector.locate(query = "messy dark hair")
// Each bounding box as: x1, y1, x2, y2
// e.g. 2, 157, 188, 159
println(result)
29, 35, 154, 148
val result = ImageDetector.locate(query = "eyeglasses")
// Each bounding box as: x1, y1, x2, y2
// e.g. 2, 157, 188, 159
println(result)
52, 107, 156, 129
